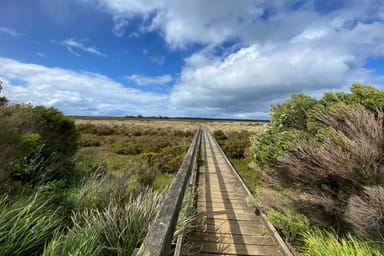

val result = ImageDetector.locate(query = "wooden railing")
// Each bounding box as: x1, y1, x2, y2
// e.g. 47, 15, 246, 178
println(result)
132, 128, 202, 256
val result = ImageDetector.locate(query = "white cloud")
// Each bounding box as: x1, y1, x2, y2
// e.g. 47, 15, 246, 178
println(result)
37, 52, 45, 57
128, 31, 140, 38
113, 18, 129, 37
150, 56, 165, 65
0, 27, 23, 38
83, 0, 382, 117
127, 74, 172, 85
0, 57, 167, 116
61, 38, 107, 57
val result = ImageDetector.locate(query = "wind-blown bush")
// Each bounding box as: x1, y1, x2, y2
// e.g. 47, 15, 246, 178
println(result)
278, 104, 384, 234
251, 126, 305, 166
346, 186, 384, 240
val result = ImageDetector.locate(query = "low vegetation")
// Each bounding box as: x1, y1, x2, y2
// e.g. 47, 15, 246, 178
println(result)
248, 83, 384, 254
0, 86, 196, 256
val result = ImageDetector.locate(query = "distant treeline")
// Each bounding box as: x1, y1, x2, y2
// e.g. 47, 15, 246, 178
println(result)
72, 115, 270, 123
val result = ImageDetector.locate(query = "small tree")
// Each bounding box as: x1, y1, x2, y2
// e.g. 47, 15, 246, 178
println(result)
0, 81, 9, 106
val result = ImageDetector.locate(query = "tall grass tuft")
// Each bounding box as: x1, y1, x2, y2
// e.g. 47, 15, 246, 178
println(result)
302, 230, 384, 256
174, 188, 199, 240
42, 225, 102, 256
43, 188, 165, 256
0, 193, 63, 256
97, 189, 164, 255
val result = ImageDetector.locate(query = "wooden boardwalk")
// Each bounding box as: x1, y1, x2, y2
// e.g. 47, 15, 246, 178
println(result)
191, 129, 288, 256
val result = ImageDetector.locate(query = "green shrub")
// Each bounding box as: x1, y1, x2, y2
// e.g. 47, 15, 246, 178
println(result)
0, 105, 79, 191
266, 209, 310, 242
251, 126, 305, 166
79, 134, 102, 147
110, 143, 143, 155
213, 129, 227, 142
223, 138, 249, 158
270, 93, 317, 131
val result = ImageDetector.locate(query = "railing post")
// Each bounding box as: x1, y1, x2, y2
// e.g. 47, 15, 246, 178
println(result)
132, 128, 202, 256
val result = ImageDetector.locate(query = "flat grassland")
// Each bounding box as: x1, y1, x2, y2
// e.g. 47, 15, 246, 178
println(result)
75, 117, 264, 133
74, 117, 263, 192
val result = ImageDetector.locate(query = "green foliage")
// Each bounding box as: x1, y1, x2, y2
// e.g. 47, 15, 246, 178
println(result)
152, 172, 173, 191
141, 145, 187, 173
350, 82, 384, 111
270, 93, 317, 130
42, 225, 102, 256
0, 81, 8, 106
251, 126, 305, 166
213, 129, 227, 141
215, 130, 251, 159
223, 138, 249, 158
44, 189, 164, 256
251, 83, 384, 248
302, 230, 383, 256
230, 158, 260, 194
266, 209, 310, 242
0, 193, 63, 256
0, 105, 79, 190
173, 188, 199, 243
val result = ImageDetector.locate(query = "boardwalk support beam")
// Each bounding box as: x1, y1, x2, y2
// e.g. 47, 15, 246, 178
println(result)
133, 128, 202, 256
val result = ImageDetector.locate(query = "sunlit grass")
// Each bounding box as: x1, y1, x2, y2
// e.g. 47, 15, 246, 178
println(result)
152, 171, 173, 191
43, 189, 165, 256
230, 158, 261, 194
0, 194, 63, 256
302, 230, 384, 256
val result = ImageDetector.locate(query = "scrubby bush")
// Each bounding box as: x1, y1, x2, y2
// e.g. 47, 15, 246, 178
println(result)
270, 93, 317, 131
251, 127, 305, 165
77, 123, 115, 136
141, 145, 187, 173
267, 209, 310, 242
213, 129, 227, 141
251, 83, 384, 243
0, 105, 79, 190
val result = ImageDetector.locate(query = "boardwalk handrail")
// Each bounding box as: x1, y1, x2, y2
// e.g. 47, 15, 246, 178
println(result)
133, 128, 202, 256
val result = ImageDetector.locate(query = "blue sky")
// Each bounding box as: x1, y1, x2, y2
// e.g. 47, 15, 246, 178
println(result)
0, 0, 384, 119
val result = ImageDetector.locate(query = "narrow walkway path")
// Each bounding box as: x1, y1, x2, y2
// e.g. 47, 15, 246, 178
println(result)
191, 129, 287, 256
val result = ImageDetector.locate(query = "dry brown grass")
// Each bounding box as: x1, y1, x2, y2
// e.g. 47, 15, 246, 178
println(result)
346, 186, 384, 239
75, 118, 197, 133
202, 120, 263, 134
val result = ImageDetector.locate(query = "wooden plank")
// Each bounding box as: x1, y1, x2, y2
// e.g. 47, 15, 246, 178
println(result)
191, 232, 277, 246
199, 242, 284, 256
192, 130, 289, 256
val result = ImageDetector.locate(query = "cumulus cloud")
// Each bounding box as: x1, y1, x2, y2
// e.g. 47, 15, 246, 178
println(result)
0, 57, 167, 116
86, 0, 384, 117
61, 38, 108, 57
127, 74, 172, 86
